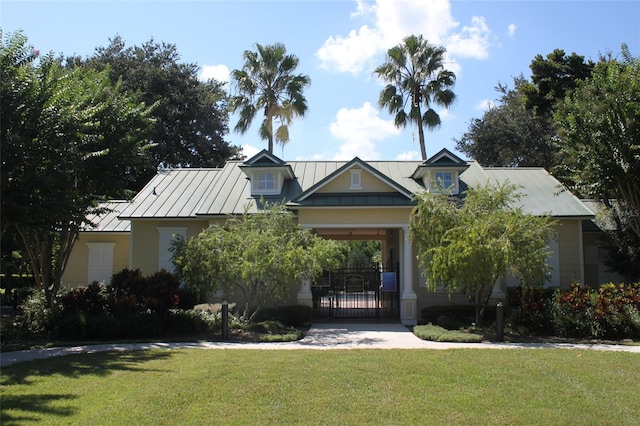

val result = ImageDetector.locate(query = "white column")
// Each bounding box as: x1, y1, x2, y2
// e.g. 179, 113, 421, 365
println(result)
297, 277, 313, 307
400, 226, 417, 325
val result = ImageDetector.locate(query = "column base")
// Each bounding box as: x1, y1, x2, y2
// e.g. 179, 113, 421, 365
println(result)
400, 292, 417, 326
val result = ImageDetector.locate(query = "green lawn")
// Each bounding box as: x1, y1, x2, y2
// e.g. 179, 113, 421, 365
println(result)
2, 349, 639, 425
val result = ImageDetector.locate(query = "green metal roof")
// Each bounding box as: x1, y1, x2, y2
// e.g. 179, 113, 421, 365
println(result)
119, 155, 593, 219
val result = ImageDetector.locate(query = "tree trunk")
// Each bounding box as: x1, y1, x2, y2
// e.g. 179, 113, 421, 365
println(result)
15, 224, 79, 308
417, 117, 427, 160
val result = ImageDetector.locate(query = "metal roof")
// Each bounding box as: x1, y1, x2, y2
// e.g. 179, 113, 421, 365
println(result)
460, 162, 594, 217
82, 201, 131, 232
118, 158, 593, 220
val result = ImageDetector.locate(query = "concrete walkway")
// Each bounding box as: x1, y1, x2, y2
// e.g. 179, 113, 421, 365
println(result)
2, 322, 639, 367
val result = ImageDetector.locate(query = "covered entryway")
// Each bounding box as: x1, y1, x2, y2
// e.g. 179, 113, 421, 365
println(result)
312, 267, 399, 319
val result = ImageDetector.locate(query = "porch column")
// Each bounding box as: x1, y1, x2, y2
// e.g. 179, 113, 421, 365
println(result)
297, 277, 313, 307
400, 226, 417, 325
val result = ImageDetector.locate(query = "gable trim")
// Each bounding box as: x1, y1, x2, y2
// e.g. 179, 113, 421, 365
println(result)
292, 157, 414, 203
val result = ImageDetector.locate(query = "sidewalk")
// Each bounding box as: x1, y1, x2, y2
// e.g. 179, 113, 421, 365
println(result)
2, 322, 639, 367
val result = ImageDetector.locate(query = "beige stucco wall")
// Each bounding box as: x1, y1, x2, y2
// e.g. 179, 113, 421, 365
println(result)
555, 219, 584, 288
130, 219, 210, 276
319, 168, 396, 193
62, 233, 130, 289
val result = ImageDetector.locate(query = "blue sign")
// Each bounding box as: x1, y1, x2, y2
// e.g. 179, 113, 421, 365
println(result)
381, 272, 396, 292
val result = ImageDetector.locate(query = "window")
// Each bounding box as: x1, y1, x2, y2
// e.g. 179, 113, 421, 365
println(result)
87, 242, 115, 283
350, 170, 362, 190
251, 171, 281, 195
434, 172, 453, 189
256, 172, 275, 190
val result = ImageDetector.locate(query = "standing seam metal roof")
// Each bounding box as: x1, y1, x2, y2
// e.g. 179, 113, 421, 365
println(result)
118, 159, 593, 219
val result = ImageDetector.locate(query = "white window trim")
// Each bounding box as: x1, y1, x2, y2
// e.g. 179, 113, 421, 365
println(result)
427, 171, 459, 194
251, 171, 282, 195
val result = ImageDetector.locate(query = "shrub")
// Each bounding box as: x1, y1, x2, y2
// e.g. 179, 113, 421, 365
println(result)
551, 282, 640, 339
251, 305, 313, 327
164, 309, 221, 334
413, 324, 483, 343
13, 288, 59, 335
420, 305, 482, 329
507, 286, 554, 334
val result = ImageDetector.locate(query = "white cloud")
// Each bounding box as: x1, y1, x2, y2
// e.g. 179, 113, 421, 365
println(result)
316, 25, 382, 75
199, 64, 230, 83
508, 23, 517, 37
329, 102, 400, 160
316, 0, 493, 75
240, 143, 260, 159
445, 16, 492, 60
396, 150, 420, 161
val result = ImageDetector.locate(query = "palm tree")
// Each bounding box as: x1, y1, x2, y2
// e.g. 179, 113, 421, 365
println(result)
230, 43, 311, 154
375, 35, 456, 160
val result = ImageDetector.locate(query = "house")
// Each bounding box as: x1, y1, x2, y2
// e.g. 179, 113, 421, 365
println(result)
64, 148, 603, 325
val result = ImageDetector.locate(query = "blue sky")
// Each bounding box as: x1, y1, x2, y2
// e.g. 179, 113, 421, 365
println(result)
3, 0, 639, 162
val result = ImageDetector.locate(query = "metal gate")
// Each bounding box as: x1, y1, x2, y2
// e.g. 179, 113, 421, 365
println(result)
312, 267, 399, 319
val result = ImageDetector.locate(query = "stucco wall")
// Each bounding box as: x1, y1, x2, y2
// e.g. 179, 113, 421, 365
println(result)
130, 219, 210, 276
555, 219, 584, 288
62, 233, 130, 288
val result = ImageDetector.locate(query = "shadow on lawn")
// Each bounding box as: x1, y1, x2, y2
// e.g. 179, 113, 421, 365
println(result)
1, 350, 175, 423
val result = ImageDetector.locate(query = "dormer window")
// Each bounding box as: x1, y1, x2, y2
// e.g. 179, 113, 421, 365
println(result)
252, 171, 281, 195
256, 172, 276, 191
428, 171, 458, 193
240, 149, 295, 197
434, 172, 453, 190
411, 148, 470, 195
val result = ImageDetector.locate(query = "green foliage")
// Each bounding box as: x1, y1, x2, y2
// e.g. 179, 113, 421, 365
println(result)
413, 324, 483, 342
521, 49, 594, 118
419, 304, 486, 330
8, 288, 59, 337
551, 282, 640, 339
375, 34, 456, 160
507, 286, 554, 334
164, 309, 221, 335
251, 305, 314, 327
555, 45, 640, 281
1, 30, 154, 306
230, 42, 310, 153
411, 182, 556, 325
172, 202, 342, 320
73, 36, 240, 187
455, 78, 559, 169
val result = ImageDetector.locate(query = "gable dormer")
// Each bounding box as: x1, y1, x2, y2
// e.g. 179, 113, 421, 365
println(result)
411, 148, 469, 194
239, 150, 295, 196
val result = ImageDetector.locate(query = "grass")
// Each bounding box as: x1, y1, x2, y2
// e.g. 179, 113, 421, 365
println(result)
2, 349, 639, 425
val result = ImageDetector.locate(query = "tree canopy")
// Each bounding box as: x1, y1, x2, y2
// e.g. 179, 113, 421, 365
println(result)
230, 43, 311, 154
172, 203, 342, 320
410, 183, 556, 324
555, 44, 640, 281
456, 50, 593, 170
455, 78, 558, 169
375, 34, 456, 160
1, 30, 154, 304
71, 36, 240, 189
